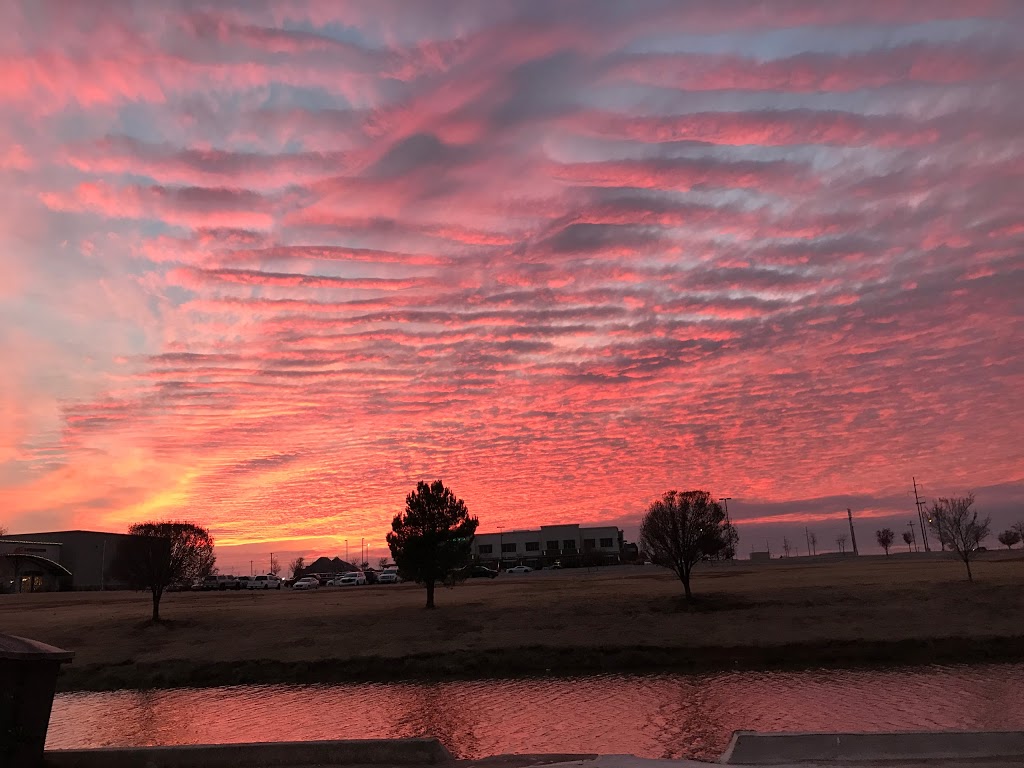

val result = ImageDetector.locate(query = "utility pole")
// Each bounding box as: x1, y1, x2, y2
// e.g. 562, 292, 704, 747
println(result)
805, 527, 811, 558
913, 477, 931, 552
270, 553, 274, 575
346, 540, 349, 562
847, 508, 859, 556
719, 497, 733, 560
250, 560, 253, 577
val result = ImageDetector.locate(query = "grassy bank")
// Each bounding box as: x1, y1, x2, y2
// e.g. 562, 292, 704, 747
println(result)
2, 553, 1022, 691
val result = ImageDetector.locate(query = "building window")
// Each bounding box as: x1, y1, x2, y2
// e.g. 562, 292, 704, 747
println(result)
479, 544, 493, 554
583, 538, 596, 550
525, 541, 540, 551
600, 538, 614, 548
501, 542, 517, 553
546, 540, 559, 552
563, 540, 577, 550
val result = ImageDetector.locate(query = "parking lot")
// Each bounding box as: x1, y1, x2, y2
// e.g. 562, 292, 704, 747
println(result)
5, 555, 1023, 691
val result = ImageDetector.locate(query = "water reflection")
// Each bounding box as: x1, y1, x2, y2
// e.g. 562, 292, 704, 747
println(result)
49, 664, 1024, 760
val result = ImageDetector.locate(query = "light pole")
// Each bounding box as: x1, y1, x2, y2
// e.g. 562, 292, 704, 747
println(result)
719, 497, 734, 560
497, 526, 504, 572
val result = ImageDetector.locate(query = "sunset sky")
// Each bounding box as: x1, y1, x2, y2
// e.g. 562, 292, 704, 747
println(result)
2, 1, 1022, 572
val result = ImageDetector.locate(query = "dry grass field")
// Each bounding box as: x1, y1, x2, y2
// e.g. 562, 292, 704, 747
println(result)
2, 553, 1023, 690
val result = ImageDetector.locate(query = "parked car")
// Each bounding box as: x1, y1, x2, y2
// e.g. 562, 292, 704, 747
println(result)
292, 576, 320, 590
247, 574, 282, 590
377, 569, 401, 584
469, 566, 498, 579
363, 570, 379, 585
335, 571, 367, 586
202, 574, 236, 590
234, 576, 251, 590
506, 565, 533, 574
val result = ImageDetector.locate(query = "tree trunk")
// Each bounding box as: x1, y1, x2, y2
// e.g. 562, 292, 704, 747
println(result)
964, 558, 974, 583
425, 579, 435, 609
680, 568, 693, 601
151, 588, 162, 622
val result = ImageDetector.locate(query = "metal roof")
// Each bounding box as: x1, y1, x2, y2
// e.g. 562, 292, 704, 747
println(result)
1, 552, 73, 577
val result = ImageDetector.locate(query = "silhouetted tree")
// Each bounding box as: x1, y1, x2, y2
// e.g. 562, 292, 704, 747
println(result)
926, 494, 990, 582
111, 522, 215, 621
836, 534, 847, 553
809, 531, 817, 555
902, 531, 913, 552
387, 480, 479, 608
289, 556, 305, 578
1014, 521, 1024, 545
639, 489, 730, 600
360, 560, 370, 571
269, 554, 281, 576
0, 523, 7, 536
782, 537, 792, 557
378, 556, 390, 570
876, 528, 895, 555
997, 530, 1020, 550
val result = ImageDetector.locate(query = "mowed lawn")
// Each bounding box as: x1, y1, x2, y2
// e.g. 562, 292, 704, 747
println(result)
2, 554, 1023, 687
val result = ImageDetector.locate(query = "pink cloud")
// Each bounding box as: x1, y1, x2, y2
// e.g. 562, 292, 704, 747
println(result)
2, 0, 1023, 562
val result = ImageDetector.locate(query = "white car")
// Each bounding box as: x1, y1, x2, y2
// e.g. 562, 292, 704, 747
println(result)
377, 570, 401, 584
247, 574, 282, 590
337, 571, 367, 586
292, 576, 320, 590
506, 565, 533, 574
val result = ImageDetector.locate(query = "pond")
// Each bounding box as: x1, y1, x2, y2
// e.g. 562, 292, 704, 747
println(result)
49, 664, 1024, 761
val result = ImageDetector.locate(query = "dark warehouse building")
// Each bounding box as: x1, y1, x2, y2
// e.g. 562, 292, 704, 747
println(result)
0, 530, 138, 593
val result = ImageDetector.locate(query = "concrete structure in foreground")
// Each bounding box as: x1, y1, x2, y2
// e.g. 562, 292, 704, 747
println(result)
44, 737, 454, 768
473, 523, 623, 568
721, 730, 1024, 764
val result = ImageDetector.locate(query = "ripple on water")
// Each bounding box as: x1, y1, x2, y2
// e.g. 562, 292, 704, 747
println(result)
48, 664, 1024, 760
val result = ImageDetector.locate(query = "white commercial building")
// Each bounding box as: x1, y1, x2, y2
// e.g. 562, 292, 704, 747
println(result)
472, 523, 623, 566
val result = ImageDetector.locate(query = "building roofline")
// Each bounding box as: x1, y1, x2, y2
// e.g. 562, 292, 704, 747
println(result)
0, 539, 63, 546
0, 530, 132, 539
475, 524, 622, 536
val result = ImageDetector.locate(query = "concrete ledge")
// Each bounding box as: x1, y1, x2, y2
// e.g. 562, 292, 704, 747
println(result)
43, 737, 454, 768
721, 730, 1024, 764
